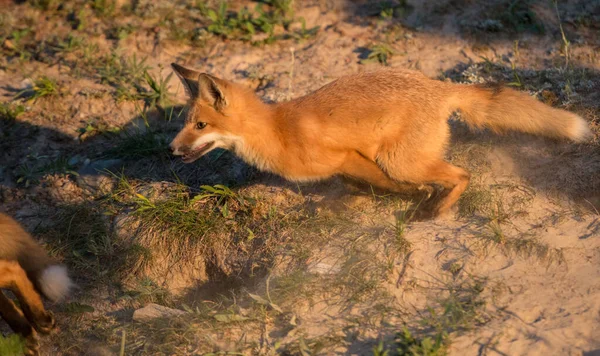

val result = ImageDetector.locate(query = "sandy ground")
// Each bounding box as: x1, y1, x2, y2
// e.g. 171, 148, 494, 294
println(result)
1, 0, 600, 355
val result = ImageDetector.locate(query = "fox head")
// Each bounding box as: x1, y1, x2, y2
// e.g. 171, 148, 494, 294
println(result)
169, 63, 266, 163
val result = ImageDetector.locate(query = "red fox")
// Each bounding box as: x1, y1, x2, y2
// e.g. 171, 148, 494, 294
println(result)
169, 64, 592, 217
0, 213, 73, 356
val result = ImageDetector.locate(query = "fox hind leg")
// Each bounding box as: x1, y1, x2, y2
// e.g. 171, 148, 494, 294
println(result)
0, 261, 55, 335
0, 291, 40, 356
377, 144, 470, 217
339, 152, 434, 198
421, 161, 470, 217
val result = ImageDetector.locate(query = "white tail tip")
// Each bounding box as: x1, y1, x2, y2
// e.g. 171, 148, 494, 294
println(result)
569, 115, 593, 143
39, 265, 74, 302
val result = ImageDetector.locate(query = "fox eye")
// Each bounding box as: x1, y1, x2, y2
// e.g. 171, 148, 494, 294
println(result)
196, 122, 207, 130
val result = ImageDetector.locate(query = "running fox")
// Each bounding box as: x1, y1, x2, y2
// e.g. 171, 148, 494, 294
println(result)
0, 213, 73, 356
169, 64, 592, 217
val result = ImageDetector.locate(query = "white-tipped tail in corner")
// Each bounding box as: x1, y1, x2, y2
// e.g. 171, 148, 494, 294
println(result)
569, 115, 593, 143
39, 265, 74, 303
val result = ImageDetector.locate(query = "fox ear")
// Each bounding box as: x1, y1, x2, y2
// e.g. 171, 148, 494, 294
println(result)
171, 63, 201, 98
198, 73, 227, 112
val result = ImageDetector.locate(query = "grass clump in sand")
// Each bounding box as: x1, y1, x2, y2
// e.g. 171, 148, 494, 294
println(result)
0, 335, 26, 356
375, 272, 488, 355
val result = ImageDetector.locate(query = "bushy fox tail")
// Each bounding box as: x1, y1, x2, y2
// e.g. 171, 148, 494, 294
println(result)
37, 265, 73, 302
0, 213, 73, 302
447, 83, 592, 142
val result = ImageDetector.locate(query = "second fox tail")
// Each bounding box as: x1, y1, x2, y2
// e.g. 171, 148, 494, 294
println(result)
0, 213, 74, 302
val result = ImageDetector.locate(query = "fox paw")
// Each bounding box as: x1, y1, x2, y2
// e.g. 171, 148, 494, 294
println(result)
417, 184, 435, 200
33, 311, 55, 335
24, 331, 40, 356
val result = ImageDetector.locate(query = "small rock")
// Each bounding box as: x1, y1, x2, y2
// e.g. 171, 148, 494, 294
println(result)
76, 174, 113, 195
76, 159, 121, 194
19, 78, 33, 91
86, 345, 113, 356
133, 303, 186, 322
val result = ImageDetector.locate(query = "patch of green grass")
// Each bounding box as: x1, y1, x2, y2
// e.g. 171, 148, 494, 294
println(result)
142, 69, 174, 110
63, 208, 112, 263
0, 334, 26, 356
424, 274, 488, 333
394, 228, 412, 257
36, 204, 115, 278
290, 17, 320, 41
77, 119, 121, 141
26, 75, 59, 102
262, 0, 295, 23
92, 53, 173, 110
107, 23, 137, 41
79, 42, 101, 68
361, 43, 395, 66
192, 184, 255, 217
377, 272, 487, 355
394, 202, 416, 242
340, 262, 383, 303
27, 0, 58, 10
105, 181, 257, 278
458, 185, 494, 218
69, 8, 91, 31
201, 1, 298, 44
497, 0, 544, 34
553, 0, 570, 69
506, 40, 524, 88
91, 0, 116, 18
90, 52, 178, 111
477, 222, 564, 264
63, 302, 96, 316
205, 2, 271, 42
103, 174, 328, 301
130, 184, 250, 236
376, 0, 412, 20
2, 28, 33, 60
376, 329, 446, 356
0, 102, 25, 121
203, 2, 230, 36
327, 238, 393, 305
122, 277, 172, 306
16, 156, 79, 187
126, 54, 152, 79
458, 182, 534, 223
393, 327, 447, 356
52, 33, 84, 54
458, 181, 560, 263
96, 52, 149, 87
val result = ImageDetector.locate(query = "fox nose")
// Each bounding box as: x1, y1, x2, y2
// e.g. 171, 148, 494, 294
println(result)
169, 142, 178, 154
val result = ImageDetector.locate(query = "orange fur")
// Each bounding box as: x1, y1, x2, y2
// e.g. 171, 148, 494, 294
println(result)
0, 213, 72, 355
169, 65, 592, 217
